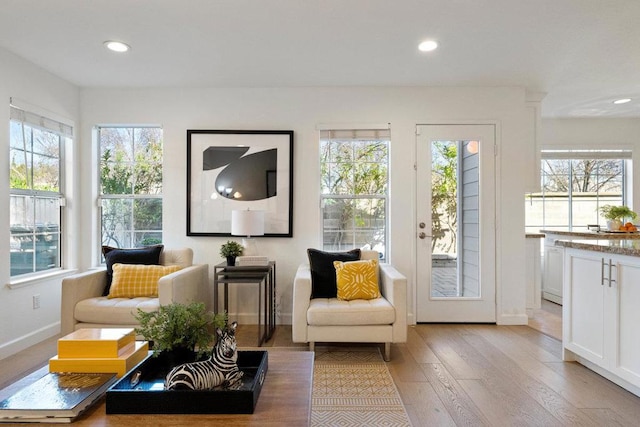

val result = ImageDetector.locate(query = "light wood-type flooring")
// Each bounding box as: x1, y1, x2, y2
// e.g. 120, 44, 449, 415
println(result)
2, 322, 640, 426
528, 299, 563, 341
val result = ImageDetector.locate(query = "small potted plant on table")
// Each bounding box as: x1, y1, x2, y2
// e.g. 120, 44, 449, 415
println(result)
220, 240, 243, 266
599, 205, 638, 231
135, 302, 227, 365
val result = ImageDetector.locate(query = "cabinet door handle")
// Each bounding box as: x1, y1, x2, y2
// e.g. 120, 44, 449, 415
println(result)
601, 258, 607, 286
609, 259, 616, 287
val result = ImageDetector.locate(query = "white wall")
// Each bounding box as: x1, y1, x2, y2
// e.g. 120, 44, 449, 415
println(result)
1, 48, 556, 357
2, 55, 639, 360
79, 86, 531, 327
0, 47, 80, 358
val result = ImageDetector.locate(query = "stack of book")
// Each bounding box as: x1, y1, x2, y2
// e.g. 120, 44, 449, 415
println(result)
236, 255, 269, 266
48, 328, 149, 378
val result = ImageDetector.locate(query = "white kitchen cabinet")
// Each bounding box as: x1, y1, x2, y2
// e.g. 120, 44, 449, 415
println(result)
563, 247, 640, 396
609, 256, 640, 388
563, 249, 606, 364
539, 230, 640, 305
542, 240, 564, 304
525, 236, 542, 316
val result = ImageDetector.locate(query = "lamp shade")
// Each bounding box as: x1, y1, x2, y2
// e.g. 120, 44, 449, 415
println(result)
231, 209, 265, 237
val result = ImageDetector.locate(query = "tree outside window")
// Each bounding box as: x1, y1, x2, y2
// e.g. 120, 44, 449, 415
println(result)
9, 107, 67, 277
525, 154, 628, 232
431, 141, 458, 253
320, 130, 389, 260
99, 127, 163, 248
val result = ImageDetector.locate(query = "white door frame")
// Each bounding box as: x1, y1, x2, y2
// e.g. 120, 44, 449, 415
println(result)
413, 121, 500, 323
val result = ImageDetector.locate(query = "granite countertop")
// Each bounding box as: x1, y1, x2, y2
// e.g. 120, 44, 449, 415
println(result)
540, 229, 640, 239
555, 239, 640, 257
526, 233, 545, 238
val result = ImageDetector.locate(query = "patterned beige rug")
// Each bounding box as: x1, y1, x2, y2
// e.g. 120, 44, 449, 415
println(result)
312, 348, 412, 426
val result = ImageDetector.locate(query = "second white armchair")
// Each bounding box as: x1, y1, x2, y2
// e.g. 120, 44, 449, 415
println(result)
292, 249, 407, 361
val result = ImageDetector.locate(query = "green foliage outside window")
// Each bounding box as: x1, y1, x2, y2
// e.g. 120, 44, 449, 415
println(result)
320, 137, 388, 258
9, 119, 63, 276
431, 141, 458, 253
99, 127, 163, 248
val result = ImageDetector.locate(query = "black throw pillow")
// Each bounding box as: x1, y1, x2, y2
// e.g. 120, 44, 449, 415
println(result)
101, 245, 164, 296
307, 248, 361, 298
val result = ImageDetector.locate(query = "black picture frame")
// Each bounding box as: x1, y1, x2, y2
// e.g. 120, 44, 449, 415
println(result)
186, 130, 293, 237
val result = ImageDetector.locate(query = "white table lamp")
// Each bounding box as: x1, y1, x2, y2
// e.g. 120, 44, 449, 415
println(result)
231, 209, 265, 256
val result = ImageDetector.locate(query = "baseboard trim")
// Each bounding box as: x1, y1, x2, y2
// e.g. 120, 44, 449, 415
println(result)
497, 313, 529, 325
0, 322, 60, 360
542, 292, 562, 305
278, 313, 291, 325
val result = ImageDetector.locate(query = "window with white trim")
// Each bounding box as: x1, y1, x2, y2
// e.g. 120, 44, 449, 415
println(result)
98, 126, 163, 249
525, 149, 631, 232
320, 129, 389, 260
9, 104, 69, 276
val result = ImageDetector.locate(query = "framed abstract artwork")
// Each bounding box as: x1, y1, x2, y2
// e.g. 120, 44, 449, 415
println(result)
186, 130, 294, 237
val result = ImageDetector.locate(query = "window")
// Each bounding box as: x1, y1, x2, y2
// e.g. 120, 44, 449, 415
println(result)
98, 126, 163, 248
9, 104, 70, 277
525, 149, 631, 232
320, 129, 389, 260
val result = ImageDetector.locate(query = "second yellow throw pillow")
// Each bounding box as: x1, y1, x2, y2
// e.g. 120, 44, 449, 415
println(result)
333, 259, 380, 301
108, 264, 182, 298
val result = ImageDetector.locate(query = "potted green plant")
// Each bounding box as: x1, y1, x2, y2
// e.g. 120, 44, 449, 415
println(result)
220, 240, 243, 266
134, 302, 227, 362
599, 205, 638, 230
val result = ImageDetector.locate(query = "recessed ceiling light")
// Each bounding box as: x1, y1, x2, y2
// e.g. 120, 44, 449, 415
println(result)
613, 98, 632, 104
103, 40, 130, 53
418, 40, 438, 52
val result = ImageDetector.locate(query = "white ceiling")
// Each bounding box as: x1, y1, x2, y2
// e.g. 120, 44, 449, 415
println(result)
1, 0, 639, 118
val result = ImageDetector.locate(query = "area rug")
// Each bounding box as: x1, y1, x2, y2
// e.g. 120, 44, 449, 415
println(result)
311, 348, 412, 426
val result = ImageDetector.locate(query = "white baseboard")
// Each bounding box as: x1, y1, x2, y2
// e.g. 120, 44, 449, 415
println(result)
497, 313, 529, 325
0, 322, 60, 360
406, 312, 416, 325
542, 292, 562, 305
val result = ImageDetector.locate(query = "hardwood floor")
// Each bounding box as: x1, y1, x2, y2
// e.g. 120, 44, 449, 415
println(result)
2, 324, 640, 426
528, 299, 563, 340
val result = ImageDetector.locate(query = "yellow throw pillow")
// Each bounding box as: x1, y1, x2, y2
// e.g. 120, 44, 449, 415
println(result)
108, 264, 183, 298
333, 259, 380, 301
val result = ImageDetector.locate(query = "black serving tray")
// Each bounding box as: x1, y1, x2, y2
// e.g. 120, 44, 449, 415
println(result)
106, 350, 268, 414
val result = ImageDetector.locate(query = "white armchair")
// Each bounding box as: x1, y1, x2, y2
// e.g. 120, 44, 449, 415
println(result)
61, 248, 210, 336
292, 250, 407, 361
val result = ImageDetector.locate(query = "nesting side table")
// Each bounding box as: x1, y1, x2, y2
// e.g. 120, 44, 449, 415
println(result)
212, 261, 276, 346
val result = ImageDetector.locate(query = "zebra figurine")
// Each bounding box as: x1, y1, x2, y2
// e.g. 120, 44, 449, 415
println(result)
165, 321, 244, 390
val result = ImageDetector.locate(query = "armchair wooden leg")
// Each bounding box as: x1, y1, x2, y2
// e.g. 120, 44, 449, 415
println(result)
309, 342, 315, 353
384, 342, 391, 361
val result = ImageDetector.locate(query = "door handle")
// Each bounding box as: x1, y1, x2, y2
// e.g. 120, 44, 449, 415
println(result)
609, 259, 616, 287
418, 222, 432, 239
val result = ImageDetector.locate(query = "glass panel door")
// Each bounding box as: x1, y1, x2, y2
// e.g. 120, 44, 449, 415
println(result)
416, 125, 495, 322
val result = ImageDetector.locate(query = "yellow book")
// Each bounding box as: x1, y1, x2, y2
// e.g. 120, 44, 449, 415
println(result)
49, 341, 149, 378
57, 328, 136, 359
